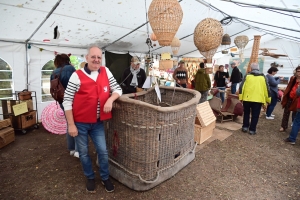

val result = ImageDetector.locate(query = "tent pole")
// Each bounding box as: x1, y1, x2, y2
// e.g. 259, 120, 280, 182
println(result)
24, 0, 62, 90
101, 0, 183, 50
220, 0, 300, 13
234, 17, 300, 33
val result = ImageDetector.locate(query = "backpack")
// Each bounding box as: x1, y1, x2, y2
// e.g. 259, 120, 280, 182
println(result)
239, 71, 243, 82
50, 67, 65, 104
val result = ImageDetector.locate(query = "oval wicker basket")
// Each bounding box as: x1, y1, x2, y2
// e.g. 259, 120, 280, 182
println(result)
148, 0, 183, 46
171, 37, 181, 55
105, 86, 200, 191
194, 18, 223, 52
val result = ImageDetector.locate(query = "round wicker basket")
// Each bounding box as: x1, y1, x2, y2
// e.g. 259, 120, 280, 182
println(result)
171, 37, 181, 55
221, 34, 231, 45
148, 0, 183, 46
194, 18, 223, 52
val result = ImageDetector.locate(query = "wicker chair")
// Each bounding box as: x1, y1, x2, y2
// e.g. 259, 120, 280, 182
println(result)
105, 86, 200, 191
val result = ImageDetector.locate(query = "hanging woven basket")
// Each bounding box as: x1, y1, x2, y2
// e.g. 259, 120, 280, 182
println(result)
150, 33, 157, 41
234, 35, 249, 60
199, 47, 218, 64
194, 18, 223, 52
221, 34, 231, 45
171, 37, 181, 55
148, 0, 183, 46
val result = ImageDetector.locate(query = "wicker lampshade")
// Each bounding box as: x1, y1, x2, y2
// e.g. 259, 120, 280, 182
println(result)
148, 0, 183, 46
171, 37, 181, 55
194, 18, 223, 52
199, 47, 218, 63
150, 33, 157, 41
234, 35, 249, 60
221, 34, 231, 45
159, 60, 173, 70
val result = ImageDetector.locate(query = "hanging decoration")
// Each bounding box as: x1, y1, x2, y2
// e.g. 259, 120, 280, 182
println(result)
194, 18, 223, 63
27, 44, 31, 49
221, 34, 231, 54
150, 33, 157, 41
234, 35, 249, 60
39, 48, 44, 52
148, 0, 183, 46
170, 37, 181, 55
54, 51, 58, 55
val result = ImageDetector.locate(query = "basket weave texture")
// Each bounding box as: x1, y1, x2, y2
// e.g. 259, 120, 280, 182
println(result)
194, 18, 223, 52
148, 0, 183, 46
105, 86, 200, 183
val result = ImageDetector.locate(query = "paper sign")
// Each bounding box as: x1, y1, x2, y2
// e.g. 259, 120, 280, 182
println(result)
12, 102, 28, 116
155, 84, 161, 102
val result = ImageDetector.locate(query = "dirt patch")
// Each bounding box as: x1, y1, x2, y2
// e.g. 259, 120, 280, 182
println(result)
1, 104, 300, 200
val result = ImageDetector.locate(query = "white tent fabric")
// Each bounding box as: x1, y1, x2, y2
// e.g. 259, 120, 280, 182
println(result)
0, 0, 299, 119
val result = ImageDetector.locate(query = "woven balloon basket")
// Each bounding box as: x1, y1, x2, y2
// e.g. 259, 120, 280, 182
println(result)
105, 86, 200, 191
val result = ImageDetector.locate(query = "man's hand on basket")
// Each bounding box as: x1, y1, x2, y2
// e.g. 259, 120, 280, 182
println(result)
104, 99, 113, 113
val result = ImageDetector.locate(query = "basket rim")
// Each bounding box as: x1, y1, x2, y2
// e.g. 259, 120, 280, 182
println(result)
117, 86, 201, 112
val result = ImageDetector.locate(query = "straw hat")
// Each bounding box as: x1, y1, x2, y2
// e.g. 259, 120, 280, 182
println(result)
41, 102, 67, 134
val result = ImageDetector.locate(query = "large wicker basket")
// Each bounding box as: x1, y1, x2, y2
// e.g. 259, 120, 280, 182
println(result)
105, 86, 201, 191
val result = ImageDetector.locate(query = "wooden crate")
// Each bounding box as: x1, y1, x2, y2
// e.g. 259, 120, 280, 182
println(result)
0, 119, 15, 149
0, 119, 11, 129
194, 118, 215, 144
10, 110, 37, 129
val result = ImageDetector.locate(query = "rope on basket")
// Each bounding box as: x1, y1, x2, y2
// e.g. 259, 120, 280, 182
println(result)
112, 130, 120, 157
108, 140, 197, 184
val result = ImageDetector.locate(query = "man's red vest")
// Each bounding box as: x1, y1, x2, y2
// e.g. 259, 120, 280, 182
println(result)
73, 67, 112, 123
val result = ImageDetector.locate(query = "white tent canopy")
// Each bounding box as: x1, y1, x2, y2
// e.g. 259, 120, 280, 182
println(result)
0, 0, 300, 118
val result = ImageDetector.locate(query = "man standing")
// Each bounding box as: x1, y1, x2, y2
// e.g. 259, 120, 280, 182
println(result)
239, 63, 271, 135
194, 62, 211, 103
63, 45, 122, 193
121, 57, 146, 94
173, 60, 188, 88
230, 62, 241, 94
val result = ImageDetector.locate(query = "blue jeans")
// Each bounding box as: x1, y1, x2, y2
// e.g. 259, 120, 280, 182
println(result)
216, 87, 225, 103
75, 120, 109, 180
242, 101, 262, 132
60, 103, 77, 152
231, 83, 238, 94
266, 91, 278, 117
288, 112, 300, 142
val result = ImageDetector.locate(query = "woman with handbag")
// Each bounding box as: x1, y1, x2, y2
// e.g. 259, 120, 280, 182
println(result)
214, 65, 229, 103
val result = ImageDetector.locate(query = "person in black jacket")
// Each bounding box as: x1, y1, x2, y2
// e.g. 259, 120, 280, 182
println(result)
229, 62, 241, 94
121, 57, 146, 94
214, 65, 229, 102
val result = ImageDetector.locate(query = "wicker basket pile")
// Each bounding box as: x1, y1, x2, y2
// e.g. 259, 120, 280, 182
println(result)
105, 86, 200, 191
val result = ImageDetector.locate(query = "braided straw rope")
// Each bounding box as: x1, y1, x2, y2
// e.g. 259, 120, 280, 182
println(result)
148, 0, 183, 46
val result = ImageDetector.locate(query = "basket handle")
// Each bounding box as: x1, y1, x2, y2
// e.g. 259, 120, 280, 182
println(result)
109, 141, 197, 184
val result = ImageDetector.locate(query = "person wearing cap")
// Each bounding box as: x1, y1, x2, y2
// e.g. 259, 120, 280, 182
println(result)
63, 45, 122, 193
120, 57, 146, 94
239, 63, 271, 135
229, 62, 242, 94
173, 60, 188, 88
